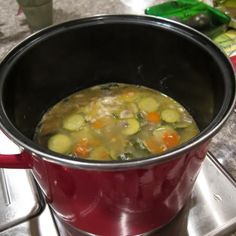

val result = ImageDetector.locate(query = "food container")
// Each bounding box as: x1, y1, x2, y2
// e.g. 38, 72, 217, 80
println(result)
0, 15, 235, 236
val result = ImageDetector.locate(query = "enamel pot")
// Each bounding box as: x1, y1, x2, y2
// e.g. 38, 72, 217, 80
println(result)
0, 15, 235, 236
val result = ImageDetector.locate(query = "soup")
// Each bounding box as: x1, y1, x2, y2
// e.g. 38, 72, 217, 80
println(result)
34, 83, 199, 161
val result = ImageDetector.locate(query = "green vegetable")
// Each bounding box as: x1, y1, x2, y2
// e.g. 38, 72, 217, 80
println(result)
173, 121, 192, 128
121, 118, 140, 135
132, 138, 148, 151
161, 109, 180, 123
138, 97, 159, 112
63, 114, 85, 131
136, 112, 145, 122
90, 147, 110, 160
118, 153, 134, 161
48, 134, 72, 154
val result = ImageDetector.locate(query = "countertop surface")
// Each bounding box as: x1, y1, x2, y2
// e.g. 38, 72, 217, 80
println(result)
0, 0, 236, 178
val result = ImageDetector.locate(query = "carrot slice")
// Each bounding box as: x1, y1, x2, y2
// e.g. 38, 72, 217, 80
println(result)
144, 137, 167, 154
91, 119, 104, 129
162, 131, 180, 148
75, 146, 89, 157
74, 138, 90, 157
146, 111, 161, 123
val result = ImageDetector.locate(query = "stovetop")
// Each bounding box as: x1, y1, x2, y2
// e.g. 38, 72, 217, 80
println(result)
0, 168, 58, 236
0, 153, 236, 236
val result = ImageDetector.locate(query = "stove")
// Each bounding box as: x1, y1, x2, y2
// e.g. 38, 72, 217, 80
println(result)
0, 153, 236, 236
0, 168, 58, 236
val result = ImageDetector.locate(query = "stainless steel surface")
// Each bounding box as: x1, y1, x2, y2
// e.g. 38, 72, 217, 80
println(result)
0, 204, 59, 236
157, 153, 236, 236
0, 169, 43, 232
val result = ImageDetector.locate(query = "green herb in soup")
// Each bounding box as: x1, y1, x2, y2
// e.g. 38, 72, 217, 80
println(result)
34, 83, 199, 161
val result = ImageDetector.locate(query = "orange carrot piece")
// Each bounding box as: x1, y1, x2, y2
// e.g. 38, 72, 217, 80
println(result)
162, 131, 180, 148
91, 119, 104, 129
75, 146, 89, 157
74, 138, 90, 157
99, 150, 110, 160
145, 138, 167, 153
146, 111, 161, 123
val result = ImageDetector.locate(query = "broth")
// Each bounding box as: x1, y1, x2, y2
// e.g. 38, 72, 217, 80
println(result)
34, 83, 199, 161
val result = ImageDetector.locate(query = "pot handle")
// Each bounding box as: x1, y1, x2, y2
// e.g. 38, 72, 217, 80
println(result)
0, 130, 32, 169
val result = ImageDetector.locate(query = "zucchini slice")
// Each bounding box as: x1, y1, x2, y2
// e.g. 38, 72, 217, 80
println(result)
63, 114, 85, 131
138, 97, 159, 112
161, 109, 180, 123
90, 147, 110, 160
121, 118, 140, 135
48, 134, 72, 154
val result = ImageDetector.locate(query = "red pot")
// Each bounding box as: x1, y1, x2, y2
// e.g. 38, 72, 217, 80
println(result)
0, 15, 235, 236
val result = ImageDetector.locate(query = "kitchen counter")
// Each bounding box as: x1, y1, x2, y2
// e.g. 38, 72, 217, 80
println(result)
1, 0, 236, 179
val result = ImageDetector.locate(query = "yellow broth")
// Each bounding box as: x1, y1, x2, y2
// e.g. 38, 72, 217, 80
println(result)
34, 83, 199, 161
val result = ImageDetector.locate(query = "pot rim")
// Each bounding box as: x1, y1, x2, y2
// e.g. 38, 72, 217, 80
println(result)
0, 14, 235, 170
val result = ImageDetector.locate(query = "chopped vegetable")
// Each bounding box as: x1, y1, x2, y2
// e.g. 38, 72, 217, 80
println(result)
161, 109, 180, 123
109, 135, 127, 160
136, 112, 145, 122
173, 121, 192, 129
132, 138, 148, 151
153, 126, 180, 149
153, 126, 175, 139
163, 131, 180, 148
74, 138, 90, 157
138, 97, 159, 112
118, 153, 134, 161
63, 114, 85, 131
143, 137, 167, 153
48, 134, 71, 154
90, 147, 110, 160
121, 118, 140, 135
119, 109, 134, 119
146, 111, 161, 123
91, 116, 116, 130
91, 118, 105, 129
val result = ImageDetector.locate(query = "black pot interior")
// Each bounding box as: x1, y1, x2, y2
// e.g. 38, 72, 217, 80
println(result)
1, 16, 234, 141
